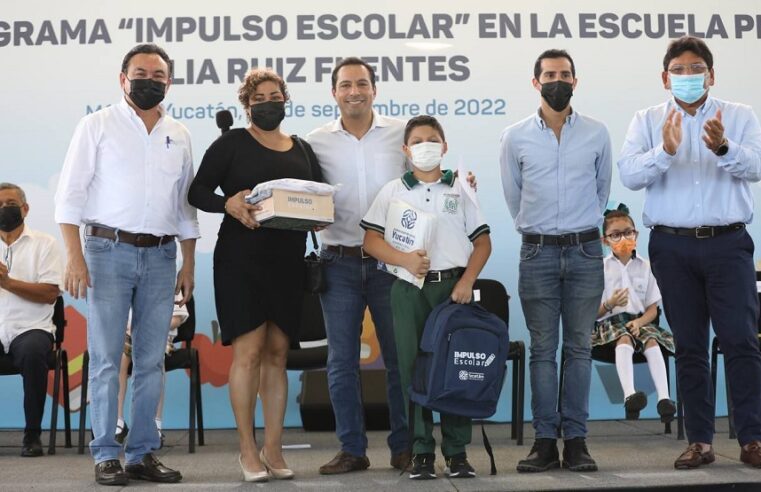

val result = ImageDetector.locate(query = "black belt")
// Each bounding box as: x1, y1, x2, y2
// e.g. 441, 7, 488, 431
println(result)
85, 225, 175, 248
324, 245, 373, 259
425, 267, 465, 283
653, 223, 745, 239
522, 229, 600, 246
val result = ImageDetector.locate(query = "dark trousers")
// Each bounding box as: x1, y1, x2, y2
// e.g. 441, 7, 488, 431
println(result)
0, 329, 53, 435
649, 228, 761, 446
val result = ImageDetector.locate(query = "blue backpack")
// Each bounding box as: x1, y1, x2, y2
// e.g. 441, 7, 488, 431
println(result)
410, 300, 510, 419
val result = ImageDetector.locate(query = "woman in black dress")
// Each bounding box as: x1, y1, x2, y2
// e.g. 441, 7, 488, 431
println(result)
188, 68, 322, 482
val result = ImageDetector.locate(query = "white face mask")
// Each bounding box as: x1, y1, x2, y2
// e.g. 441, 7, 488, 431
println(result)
409, 142, 443, 172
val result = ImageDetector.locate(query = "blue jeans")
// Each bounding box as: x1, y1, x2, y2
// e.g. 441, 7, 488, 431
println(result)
84, 234, 176, 464
319, 250, 408, 456
518, 239, 604, 440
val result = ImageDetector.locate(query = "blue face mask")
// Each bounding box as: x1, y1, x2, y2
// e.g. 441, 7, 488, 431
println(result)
670, 73, 706, 104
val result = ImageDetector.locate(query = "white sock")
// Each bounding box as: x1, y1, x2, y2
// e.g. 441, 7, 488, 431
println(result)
615, 343, 636, 398
644, 345, 670, 401
155, 419, 162, 431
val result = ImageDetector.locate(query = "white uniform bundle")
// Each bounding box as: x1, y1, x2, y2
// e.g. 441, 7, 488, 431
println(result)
379, 199, 436, 289
244, 178, 336, 204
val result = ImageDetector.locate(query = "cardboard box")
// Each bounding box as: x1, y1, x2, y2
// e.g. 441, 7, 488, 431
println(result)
254, 189, 334, 231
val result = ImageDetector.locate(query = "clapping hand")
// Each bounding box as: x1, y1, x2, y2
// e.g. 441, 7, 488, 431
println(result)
702, 108, 725, 152
662, 108, 682, 156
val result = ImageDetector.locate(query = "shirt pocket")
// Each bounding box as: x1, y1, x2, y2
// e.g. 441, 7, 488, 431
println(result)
631, 276, 648, 298
154, 136, 186, 180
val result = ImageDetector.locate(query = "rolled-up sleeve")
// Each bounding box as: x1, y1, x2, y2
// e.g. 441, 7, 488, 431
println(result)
176, 142, 200, 241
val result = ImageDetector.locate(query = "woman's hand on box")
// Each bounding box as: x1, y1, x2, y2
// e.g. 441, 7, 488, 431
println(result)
225, 190, 262, 229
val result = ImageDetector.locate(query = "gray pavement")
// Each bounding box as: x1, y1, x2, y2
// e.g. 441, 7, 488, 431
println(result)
0, 418, 758, 491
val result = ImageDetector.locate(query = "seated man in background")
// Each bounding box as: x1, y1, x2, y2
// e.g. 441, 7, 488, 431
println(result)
0, 182, 63, 457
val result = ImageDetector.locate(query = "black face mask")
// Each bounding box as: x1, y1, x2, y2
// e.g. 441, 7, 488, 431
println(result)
0, 206, 23, 233
127, 78, 167, 110
250, 101, 286, 131
541, 81, 574, 112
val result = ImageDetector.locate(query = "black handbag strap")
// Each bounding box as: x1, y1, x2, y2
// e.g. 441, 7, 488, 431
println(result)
292, 135, 320, 251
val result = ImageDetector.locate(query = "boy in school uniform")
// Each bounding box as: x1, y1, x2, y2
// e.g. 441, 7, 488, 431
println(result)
361, 115, 492, 480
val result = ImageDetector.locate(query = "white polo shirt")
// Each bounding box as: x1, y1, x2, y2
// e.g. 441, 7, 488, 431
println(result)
598, 253, 661, 321
0, 226, 64, 348
55, 98, 200, 241
306, 112, 408, 247
361, 170, 490, 271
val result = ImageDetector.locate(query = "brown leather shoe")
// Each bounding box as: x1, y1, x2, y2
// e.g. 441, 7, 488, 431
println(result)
390, 450, 412, 471
741, 441, 761, 467
319, 451, 370, 475
674, 443, 715, 469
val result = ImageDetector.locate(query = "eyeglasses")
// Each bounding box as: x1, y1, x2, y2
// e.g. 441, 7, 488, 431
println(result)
668, 64, 708, 75
605, 229, 638, 242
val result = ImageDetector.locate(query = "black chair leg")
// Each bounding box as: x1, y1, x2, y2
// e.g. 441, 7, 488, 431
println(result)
510, 358, 517, 440
195, 357, 205, 446
188, 348, 197, 453
663, 350, 672, 435
62, 351, 72, 447
78, 351, 89, 455
711, 338, 719, 434
516, 342, 525, 445
48, 350, 62, 455
726, 365, 736, 439
556, 350, 565, 439
677, 381, 685, 440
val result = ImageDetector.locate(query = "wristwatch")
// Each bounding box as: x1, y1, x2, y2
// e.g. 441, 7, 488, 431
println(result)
713, 138, 729, 157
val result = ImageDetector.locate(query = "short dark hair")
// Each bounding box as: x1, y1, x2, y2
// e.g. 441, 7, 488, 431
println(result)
121, 43, 173, 77
331, 57, 376, 90
662, 36, 713, 71
404, 115, 446, 144
603, 210, 635, 235
533, 49, 576, 79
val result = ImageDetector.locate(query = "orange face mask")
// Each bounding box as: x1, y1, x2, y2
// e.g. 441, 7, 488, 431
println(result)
610, 238, 636, 257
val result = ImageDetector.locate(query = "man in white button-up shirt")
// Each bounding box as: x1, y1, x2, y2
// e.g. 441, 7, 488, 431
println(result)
0, 183, 63, 458
306, 58, 410, 475
55, 44, 198, 486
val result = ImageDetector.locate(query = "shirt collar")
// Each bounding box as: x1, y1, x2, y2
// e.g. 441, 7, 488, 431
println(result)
607, 250, 640, 267
1, 224, 31, 249
118, 97, 166, 118
401, 169, 455, 190
669, 93, 715, 116
533, 107, 577, 129
331, 110, 388, 133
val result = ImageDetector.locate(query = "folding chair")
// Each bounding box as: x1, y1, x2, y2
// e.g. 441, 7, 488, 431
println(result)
78, 297, 204, 453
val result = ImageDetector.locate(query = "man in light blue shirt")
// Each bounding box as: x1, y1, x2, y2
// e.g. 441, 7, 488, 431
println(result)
500, 49, 611, 473
619, 36, 761, 470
